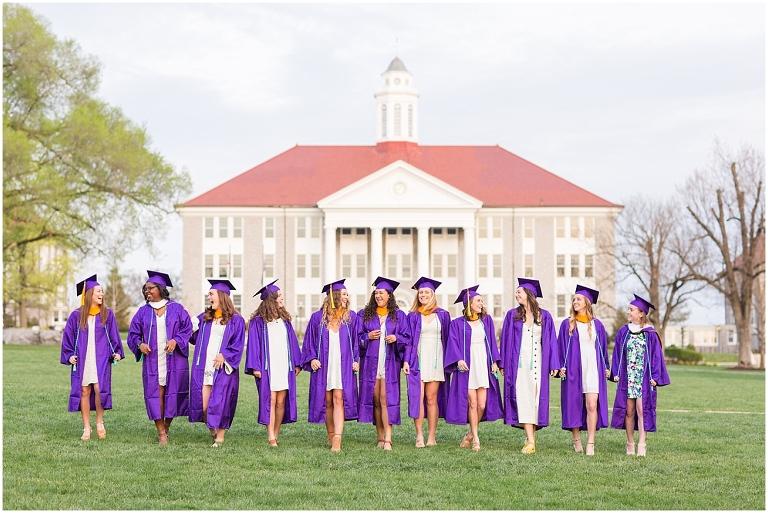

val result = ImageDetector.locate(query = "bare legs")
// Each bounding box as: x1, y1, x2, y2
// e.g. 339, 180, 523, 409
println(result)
625, 397, 645, 455
373, 378, 392, 449
267, 390, 287, 444
571, 393, 598, 454
79, 384, 104, 439
202, 384, 225, 444
325, 389, 345, 451
467, 387, 487, 450
414, 381, 440, 447
153, 385, 169, 444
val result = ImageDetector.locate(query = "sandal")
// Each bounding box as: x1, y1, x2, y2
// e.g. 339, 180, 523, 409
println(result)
158, 431, 168, 446
211, 441, 224, 448
268, 439, 278, 447
377, 439, 385, 449
426, 440, 437, 447
573, 439, 583, 453
415, 436, 425, 449
96, 423, 106, 440
383, 440, 392, 451
586, 442, 594, 456
331, 434, 342, 452
459, 430, 473, 448
637, 443, 646, 457
472, 441, 481, 452
81, 428, 91, 441
521, 441, 536, 454
626, 442, 635, 455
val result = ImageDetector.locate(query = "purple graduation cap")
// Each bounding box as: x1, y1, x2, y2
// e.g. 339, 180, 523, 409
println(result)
254, 279, 280, 299
575, 284, 599, 304
630, 293, 655, 314
146, 270, 173, 288
76, 274, 99, 296
321, 279, 346, 295
454, 285, 480, 306
372, 276, 400, 292
411, 276, 442, 291
208, 279, 235, 296
517, 277, 543, 298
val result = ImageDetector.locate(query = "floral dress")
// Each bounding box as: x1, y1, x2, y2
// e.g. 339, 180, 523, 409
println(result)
625, 331, 646, 399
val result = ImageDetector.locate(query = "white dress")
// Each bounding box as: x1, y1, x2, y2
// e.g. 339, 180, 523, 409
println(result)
516, 322, 542, 424
82, 316, 98, 386
326, 328, 343, 391
376, 315, 387, 379
204, 320, 226, 386
468, 322, 490, 390
419, 315, 445, 383
267, 318, 289, 391
578, 321, 599, 394
156, 310, 168, 387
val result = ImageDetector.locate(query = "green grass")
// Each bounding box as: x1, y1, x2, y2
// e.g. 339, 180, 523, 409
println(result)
3, 345, 765, 509
702, 353, 740, 363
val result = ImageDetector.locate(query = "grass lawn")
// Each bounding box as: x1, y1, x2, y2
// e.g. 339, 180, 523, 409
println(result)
702, 353, 740, 363
3, 345, 764, 510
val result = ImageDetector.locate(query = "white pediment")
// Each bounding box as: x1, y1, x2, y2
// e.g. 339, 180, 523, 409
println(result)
318, 160, 482, 210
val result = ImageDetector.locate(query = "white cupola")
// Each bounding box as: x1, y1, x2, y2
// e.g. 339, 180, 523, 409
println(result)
374, 57, 419, 143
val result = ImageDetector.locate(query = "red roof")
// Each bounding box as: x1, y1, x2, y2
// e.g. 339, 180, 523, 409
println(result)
184, 142, 617, 208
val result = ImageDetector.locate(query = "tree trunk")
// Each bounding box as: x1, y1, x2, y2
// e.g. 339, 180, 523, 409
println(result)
19, 298, 27, 328
737, 322, 754, 369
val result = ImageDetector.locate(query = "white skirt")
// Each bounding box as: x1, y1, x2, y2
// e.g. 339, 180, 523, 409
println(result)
204, 321, 226, 386
418, 316, 445, 383
156, 311, 168, 387
326, 329, 343, 391
467, 323, 489, 390
82, 316, 98, 386
267, 319, 289, 391
578, 322, 599, 394
516, 323, 542, 424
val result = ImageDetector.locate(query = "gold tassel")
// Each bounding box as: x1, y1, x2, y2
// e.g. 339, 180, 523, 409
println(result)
330, 290, 335, 310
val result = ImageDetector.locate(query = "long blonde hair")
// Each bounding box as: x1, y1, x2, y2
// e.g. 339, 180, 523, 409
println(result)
568, 295, 594, 339
321, 289, 350, 325
78, 287, 108, 331
410, 288, 437, 313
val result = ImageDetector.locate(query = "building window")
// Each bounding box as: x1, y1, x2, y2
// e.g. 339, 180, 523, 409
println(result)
570, 217, 580, 238
387, 254, 397, 276
232, 294, 241, 314
205, 218, 214, 238
584, 255, 594, 278
219, 217, 228, 238
557, 295, 566, 318
408, 105, 413, 137
342, 254, 352, 277
264, 254, 274, 278
493, 254, 501, 278
233, 218, 242, 238
356, 228, 365, 235
357, 295, 366, 311
341, 228, 352, 236
204, 254, 213, 278
479, 219, 487, 239
571, 255, 580, 278
433, 254, 442, 277
310, 255, 320, 278
447, 254, 457, 278
433, 228, 443, 235
265, 218, 274, 238
311, 294, 320, 312
218, 254, 228, 278
556, 255, 565, 277
381, 105, 387, 137
556, 217, 565, 238
297, 255, 306, 278
356, 254, 366, 278
394, 104, 401, 136
401, 254, 411, 278
524, 217, 534, 238
402, 228, 411, 235
311, 218, 320, 238
493, 295, 502, 317
493, 217, 501, 238
524, 254, 534, 278
447, 228, 457, 235
297, 218, 306, 238
232, 255, 242, 278
387, 228, 397, 235
478, 255, 488, 278
584, 217, 594, 238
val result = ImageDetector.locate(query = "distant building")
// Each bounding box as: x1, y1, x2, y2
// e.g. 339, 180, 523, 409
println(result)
663, 324, 738, 354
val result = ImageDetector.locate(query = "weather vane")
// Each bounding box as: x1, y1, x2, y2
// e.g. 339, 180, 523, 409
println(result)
393, 36, 400, 56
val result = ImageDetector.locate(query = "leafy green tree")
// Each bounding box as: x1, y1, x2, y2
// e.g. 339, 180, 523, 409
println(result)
104, 266, 132, 331
3, 4, 192, 326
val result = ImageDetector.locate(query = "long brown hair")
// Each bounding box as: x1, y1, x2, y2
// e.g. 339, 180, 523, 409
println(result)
513, 288, 542, 326
409, 288, 437, 313
568, 295, 594, 339
78, 287, 108, 331
203, 290, 239, 325
321, 289, 350, 325
249, 291, 292, 323
363, 290, 398, 323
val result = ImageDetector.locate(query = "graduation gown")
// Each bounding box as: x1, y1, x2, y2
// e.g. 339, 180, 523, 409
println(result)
300, 310, 362, 423
405, 309, 451, 419
244, 316, 302, 426
126, 301, 192, 420
357, 309, 411, 425
557, 318, 610, 431
499, 309, 559, 429
610, 325, 670, 432
444, 315, 504, 425
189, 313, 245, 429
60, 309, 125, 413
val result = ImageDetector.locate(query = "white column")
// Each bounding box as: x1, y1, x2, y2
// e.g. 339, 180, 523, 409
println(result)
370, 226, 383, 280
463, 225, 476, 286
324, 226, 336, 281
417, 225, 430, 278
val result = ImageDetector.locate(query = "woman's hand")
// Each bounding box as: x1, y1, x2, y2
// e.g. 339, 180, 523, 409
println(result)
213, 353, 225, 370
69, 356, 77, 365
458, 360, 468, 372
368, 330, 381, 340
294, 366, 301, 376
402, 361, 410, 375
384, 334, 396, 344
650, 379, 657, 387
352, 361, 359, 373
604, 369, 611, 379
500, 368, 504, 377
253, 370, 262, 378
549, 369, 559, 377
559, 367, 567, 378
111, 354, 122, 362
311, 359, 322, 371
139, 342, 151, 355
166, 339, 177, 354
491, 362, 499, 374
613, 376, 619, 382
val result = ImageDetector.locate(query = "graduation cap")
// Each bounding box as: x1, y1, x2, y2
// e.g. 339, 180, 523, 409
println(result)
630, 294, 655, 314
322, 279, 346, 309
372, 276, 400, 292
517, 277, 543, 298
575, 284, 599, 304
411, 276, 442, 291
208, 279, 235, 296
146, 270, 173, 288
454, 285, 480, 307
76, 274, 99, 297
254, 279, 280, 300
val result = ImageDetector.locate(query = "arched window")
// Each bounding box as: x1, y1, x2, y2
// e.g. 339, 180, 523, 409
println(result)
408, 105, 413, 137
394, 104, 401, 136
381, 105, 387, 137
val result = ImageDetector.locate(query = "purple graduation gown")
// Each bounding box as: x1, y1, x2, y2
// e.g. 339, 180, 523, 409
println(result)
126, 301, 192, 420
610, 325, 670, 432
499, 308, 559, 429
60, 309, 125, 413
357, 308, 412, 425
405, 309, 451, 419
188, 313, 246, 430
244, 316, 302, 426
300, 310, 362, 423
557, 318, 610, 431
444, 315, 504, 425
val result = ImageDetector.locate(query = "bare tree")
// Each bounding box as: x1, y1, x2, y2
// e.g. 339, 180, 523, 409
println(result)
752, 235, 765, 369
608, 195, 704, 340
676, 142, 765, 369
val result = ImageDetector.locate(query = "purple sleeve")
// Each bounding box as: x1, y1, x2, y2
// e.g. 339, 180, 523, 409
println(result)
556, 319, 569, 369
350, 313, 361, 364
60, 311, 79, 365
499, 311, 511, 370
301, 313, 320, 370
648, 331, 671, 386
543, 311, 559, 372
171, 303, 193, 358
126, 307, 144, 360
189, 313, 204, 344
358, 309, 371, 356
404, 312, 418, 365
244, 317, 264, 375
394, 310, 411, 363
485, 315, 500, 363
106, 310, 125, 358
220, 315, 245, 368
611, 327, 627, 381
286, 321, 302, 370
444, 318, 464, 372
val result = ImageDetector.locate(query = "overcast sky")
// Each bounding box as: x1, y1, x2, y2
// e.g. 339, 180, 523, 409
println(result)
25, 2, 765, 323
